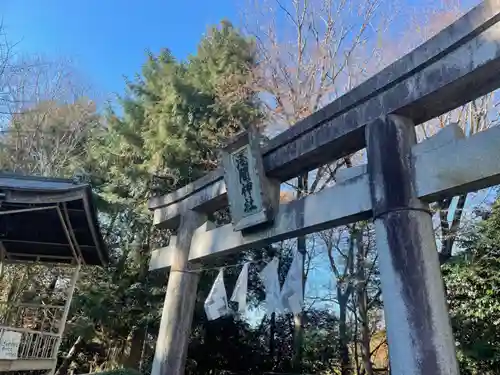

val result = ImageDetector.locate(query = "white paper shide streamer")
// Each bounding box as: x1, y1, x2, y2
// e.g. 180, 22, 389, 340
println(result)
259, 257, 282, 315
204, 269, 229, 321
281, 251, 304, 314
230, 262, 249, 314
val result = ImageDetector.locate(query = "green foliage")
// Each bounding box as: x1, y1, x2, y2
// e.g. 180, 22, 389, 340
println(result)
5, 19, 500, 375
302, 310, 340, 373
96, 21, 260, 201
56, 21, 266, 374
443, 200, 500, 375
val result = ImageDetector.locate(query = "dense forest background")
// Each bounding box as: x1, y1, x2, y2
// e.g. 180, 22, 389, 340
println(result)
0, 1, 499, 374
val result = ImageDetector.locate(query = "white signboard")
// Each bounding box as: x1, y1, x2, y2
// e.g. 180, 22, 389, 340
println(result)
0, 330, 22, 359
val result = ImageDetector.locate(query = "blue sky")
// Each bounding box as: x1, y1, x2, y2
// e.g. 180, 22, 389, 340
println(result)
2, 0, 494, 322
2, 0, 480, 104
2, 0, 238, 100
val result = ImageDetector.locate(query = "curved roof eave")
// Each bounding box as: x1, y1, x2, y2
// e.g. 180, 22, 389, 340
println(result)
0, 173, 108, 266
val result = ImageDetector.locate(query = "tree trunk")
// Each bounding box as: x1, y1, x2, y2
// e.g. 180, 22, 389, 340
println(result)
292, 233, 306, 373
269, 312, 276, 369
353, 303, 361, 375
292, 312, 304, 372
55, 336, 84, 375
292, 173, 308, 372
139, 325, 148, 373
438, 194, 467, 264
338, 293, 351, 375
358, 291, 373, 375
122, 327, 145, 370
356, 230, 374, 375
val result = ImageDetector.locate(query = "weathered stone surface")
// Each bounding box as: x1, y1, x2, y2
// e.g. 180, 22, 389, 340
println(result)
149, 122, 500, 269
336, 164, 367, 184
149, 0, 500, 229
152, 178, 227, 228
149, 168, 224, 209
366, 115, 424, 215
221, 128, 280, 232
412, 123, 465, 156
366, 115, 459, 375
147, 4, 500, 375
149, 236, 177, 271
415, 124, 500, 201
265, 13, 500, 179
263, 0, 500, 155
374, 212, 459, 375
189, 173, 371, 264
150, 174, 371, 269
151, 212, 211, 375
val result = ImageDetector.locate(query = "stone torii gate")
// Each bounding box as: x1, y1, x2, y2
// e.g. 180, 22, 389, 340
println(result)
148, 1, 500, 374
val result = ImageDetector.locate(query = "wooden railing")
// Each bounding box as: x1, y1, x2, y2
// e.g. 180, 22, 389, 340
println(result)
0, 326, 59, 360
0, 302, 64, 334
0, 302, 64, 361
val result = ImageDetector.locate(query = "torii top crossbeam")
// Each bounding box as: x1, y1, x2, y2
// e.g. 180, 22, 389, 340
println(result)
147, 2, 500, 375
149, 0, 500, 230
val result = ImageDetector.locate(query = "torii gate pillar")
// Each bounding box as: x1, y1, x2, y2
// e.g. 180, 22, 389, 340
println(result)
366, 115, 459, 375
151, 211, 208, 375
